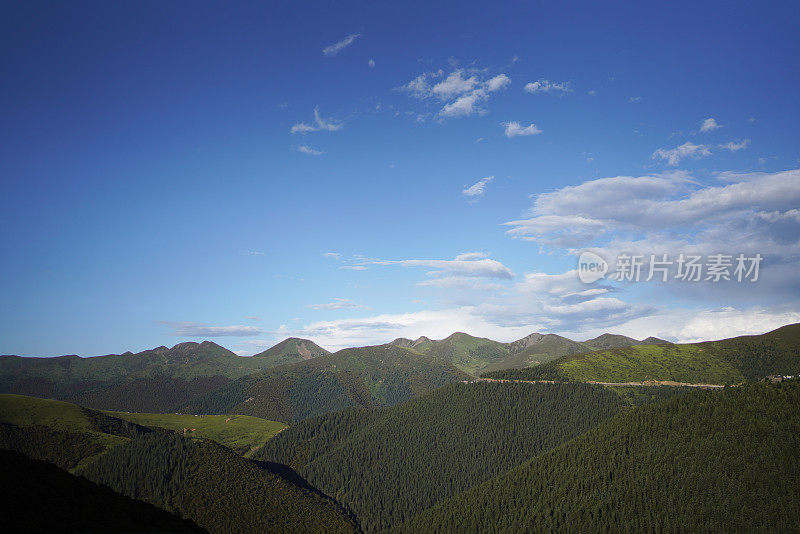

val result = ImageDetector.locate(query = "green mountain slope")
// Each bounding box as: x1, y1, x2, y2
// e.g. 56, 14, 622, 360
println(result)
416, 332, 511, 375
401, 380, 800, 533
0, 449, 206, 533
182, 344, 470, 423
75, 433, 360, 534
389, 331, 664, 376
254, 381, 630, 532
104, 411, 286, 457
484, 323, 800, 384
251, 337, 329, 367
0, 339, 328, 412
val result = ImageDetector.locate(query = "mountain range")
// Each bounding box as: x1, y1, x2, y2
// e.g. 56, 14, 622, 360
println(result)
0, 329, 666, 417
1, 323, 799, 532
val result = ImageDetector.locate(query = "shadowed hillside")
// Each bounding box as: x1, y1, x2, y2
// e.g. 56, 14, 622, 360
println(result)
0, 394, 359, 534
0, 449, 206, 533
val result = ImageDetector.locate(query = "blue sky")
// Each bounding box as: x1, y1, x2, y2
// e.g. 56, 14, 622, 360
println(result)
2, 0, 799, 356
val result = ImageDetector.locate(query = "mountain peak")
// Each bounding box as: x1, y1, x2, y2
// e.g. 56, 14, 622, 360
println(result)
641, 336, 671, 345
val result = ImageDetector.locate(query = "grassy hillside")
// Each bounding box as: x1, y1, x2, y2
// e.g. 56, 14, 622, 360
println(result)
255, 381, 628, 532
0, 339, 329, 413
0, 449, 206, 533
484, 323, 800, 384
401, 380, 800, 533
0, 394, 155, 469
183, 344, 470, 423
75, 433, 360, 534
106, 411, 286, 456
251, 337, 329, 367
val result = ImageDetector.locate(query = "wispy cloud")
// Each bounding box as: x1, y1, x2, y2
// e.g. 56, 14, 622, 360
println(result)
629, 96, 643, 103
653, 142, 711, 165
524, 79, 572, 95
290, 107, 342, 134
719, 139, 750, 151
159, 321, 263, 337
503, 121, 542, 137
323, 252, 341, 259
297, 145, 324, 155
307, 298, 370, 310
700, 117, 721, 132
368, 59, 375, 68
322, 33, 360, 56
358, 253, 515, 280
463, 176, 494, 197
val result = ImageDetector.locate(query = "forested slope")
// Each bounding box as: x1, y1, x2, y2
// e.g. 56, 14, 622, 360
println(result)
401, 381, 800, 533
0, 393, 358, 533
256, 381, 628, 532
76, 433, 360, 534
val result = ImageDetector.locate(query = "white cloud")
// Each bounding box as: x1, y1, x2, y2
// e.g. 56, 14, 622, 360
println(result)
629, 96, 642, 103
463, 176, 494, 197
307, 298, 369, 310
506, 169, 800, 244
524, 79, 572, 95
440, 90, 485, 117
719, 139, 750, 151
503, 121, 542, 137
455, 252, 489, 261
160, 321, 263, 337
368, 59, 375, 68
322, 33, 360, 56
323, 252, 341, 259
398, 70, 444, 98
504, 169, 800, 308
486, 74, 511, 91
290, 107, 342, 134
398, 67, 511, 119
700, 117, 721, 132
432, 70, 480, 99
652, 142, 711, 165
297, 145, 324, 155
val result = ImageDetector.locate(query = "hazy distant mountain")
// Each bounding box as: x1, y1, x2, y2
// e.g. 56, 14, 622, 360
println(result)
583, 333, 641, 350
182, 344, 470, 423
390, 336, 433, 350
0, 330, 680, 412
0, 338, 329, 413
641, 336, 671, 345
